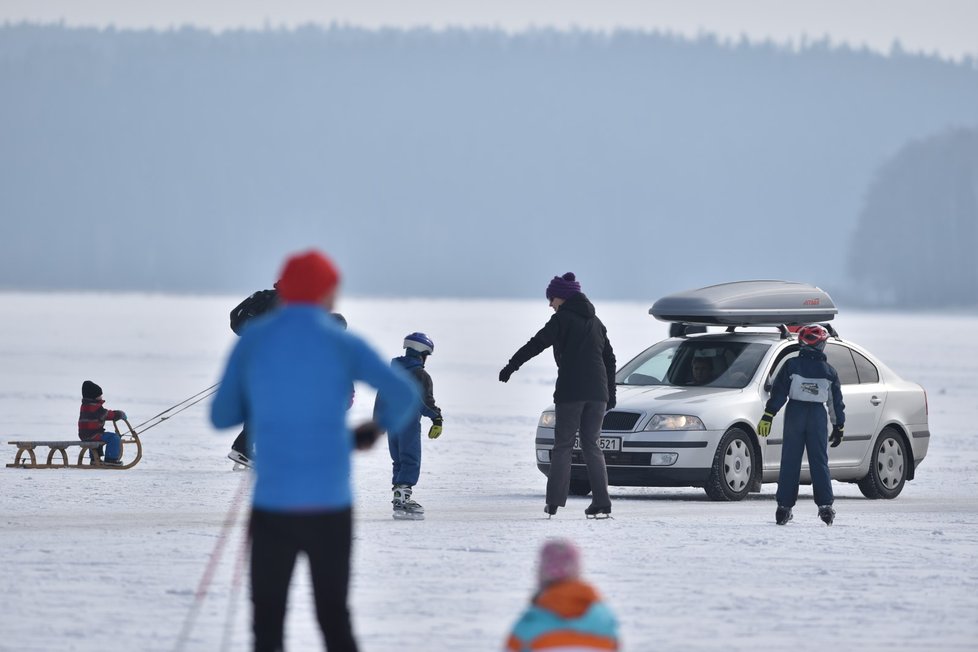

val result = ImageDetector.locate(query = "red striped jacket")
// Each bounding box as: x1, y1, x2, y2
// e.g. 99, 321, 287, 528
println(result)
78, 398, 124, 440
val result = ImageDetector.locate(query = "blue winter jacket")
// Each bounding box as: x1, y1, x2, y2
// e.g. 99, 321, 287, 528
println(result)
393, 353, 441, 421
765, 347, 846, 427
211, 305, 419, 511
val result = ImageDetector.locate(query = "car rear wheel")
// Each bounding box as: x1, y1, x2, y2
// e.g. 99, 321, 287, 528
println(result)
858, 427, 908, 499
569, 479, 592, 497
705, 427, 753, 501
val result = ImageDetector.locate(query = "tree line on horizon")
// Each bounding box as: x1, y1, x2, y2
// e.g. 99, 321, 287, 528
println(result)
1, 24, 976, 306
848, 127, 978, 308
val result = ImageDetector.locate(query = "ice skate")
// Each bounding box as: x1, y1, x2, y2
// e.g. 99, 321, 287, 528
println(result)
818, 505, 836, 526
775, 505, 793, 525
392, 485, 425, 521
584, 503, 612, 519
228, 449, 253, 471
544, 504, 558, 518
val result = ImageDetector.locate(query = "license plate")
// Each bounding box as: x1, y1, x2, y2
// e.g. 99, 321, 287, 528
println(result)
574, 436, 622, 452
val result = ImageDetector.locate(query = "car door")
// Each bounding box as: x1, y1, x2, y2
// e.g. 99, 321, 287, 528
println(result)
761, 344, 796, 474
824, 343, 886, 467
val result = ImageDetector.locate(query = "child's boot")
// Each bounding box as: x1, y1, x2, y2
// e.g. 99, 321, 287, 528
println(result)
392, 484, 425, 520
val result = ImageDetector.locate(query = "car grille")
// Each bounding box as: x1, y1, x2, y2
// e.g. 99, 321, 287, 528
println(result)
572, 451, 651, 465
602, 411, 642, 431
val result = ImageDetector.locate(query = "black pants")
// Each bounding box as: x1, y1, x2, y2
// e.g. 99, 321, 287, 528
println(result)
250, 508, 358, 652
232, 428, 254, 456
548, 400, 611, 507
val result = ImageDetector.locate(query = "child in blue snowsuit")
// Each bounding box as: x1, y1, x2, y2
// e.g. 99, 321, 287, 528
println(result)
376, 332, 443, 519
758, 324, 846, 525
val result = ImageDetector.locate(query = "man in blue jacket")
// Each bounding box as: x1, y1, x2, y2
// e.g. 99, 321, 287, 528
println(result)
758, 324, 846, 526
211, 249, 419, 652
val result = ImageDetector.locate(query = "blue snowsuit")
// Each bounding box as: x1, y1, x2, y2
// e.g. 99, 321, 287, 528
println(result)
765, 346, 846, 508
381, 350, 441, 487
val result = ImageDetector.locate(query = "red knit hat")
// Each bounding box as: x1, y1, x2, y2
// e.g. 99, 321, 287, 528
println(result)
276, 250, 340, 304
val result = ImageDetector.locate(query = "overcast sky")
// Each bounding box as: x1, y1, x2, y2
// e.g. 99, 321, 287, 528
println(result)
2, 0, 976, 61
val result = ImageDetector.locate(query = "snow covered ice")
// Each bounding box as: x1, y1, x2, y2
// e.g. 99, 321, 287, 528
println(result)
1, 293, 976, 651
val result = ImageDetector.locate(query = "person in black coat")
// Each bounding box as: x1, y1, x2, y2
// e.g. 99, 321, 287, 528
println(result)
499, 273, 616, 518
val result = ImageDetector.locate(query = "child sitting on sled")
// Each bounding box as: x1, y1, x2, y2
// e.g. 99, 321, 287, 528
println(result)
78, 380, 128, 466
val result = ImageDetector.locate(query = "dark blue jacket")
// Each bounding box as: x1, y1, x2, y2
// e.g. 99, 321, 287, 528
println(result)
765, 347, 845, 427
380, 352, 441, 423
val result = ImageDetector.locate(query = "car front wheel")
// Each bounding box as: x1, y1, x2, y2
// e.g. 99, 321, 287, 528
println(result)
704, 427, 754, 501
858, 427, 908, 499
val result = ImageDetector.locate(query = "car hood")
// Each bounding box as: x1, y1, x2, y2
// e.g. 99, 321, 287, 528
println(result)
614, 383, 744, 408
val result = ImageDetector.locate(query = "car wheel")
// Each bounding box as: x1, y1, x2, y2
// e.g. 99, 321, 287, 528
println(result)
569, 479, 592, 497
858, 427, 908, 499
704, 427, 753, 501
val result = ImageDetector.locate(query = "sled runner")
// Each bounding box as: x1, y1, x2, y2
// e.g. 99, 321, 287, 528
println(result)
6, 419, 142, 470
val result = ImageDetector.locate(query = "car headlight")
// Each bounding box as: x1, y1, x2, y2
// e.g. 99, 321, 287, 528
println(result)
645, 414, 705, 431
538, 411, 556, 428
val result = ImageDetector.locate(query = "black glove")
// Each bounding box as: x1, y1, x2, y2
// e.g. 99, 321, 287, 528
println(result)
607, 395, 616, 409
498, 363, 517, 383
829, 425, 844, 448
353, 421, 382, 450
115, 411, 128, 421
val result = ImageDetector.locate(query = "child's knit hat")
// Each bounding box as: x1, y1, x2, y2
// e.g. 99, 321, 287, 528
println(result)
537, 539, 581, 588
82, 380, 102, 399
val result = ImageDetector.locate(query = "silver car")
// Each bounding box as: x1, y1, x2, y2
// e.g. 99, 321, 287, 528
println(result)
534, 283, 931, 501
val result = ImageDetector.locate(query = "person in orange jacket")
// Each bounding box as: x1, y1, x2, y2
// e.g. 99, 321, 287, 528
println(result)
505, 539, 620, 651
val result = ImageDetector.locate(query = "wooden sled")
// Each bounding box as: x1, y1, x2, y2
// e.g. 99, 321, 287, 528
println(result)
6, 419, 142, 470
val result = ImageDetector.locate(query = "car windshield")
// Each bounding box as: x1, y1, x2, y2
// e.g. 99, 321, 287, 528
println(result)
616, 338, 770, 389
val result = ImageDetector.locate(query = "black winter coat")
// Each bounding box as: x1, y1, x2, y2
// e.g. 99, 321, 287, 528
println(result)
507, 293, 616, 404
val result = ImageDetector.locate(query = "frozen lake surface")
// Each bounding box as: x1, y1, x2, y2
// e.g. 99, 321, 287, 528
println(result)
1, 293, 976, 651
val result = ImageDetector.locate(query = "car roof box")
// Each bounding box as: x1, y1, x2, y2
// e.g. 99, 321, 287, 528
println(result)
650, 280, 837, 326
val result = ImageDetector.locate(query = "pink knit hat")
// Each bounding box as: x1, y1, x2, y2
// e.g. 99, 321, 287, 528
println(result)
537, 539, 581, 587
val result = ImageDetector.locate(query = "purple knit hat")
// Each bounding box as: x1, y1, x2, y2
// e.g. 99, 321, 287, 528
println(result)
546, 272, 581, 301
537, 539, 581, 587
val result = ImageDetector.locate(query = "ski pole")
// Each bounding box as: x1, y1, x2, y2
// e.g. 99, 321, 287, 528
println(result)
173, 472, 250, 652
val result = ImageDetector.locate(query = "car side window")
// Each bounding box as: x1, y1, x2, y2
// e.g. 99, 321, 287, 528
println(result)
825, 343, 859, 385
852, 350, 880, 384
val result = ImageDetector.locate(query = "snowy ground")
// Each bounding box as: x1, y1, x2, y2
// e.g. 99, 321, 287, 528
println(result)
1, 293, 976, 652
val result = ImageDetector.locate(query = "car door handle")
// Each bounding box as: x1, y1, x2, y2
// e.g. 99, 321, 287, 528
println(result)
870, 396, 882, 406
